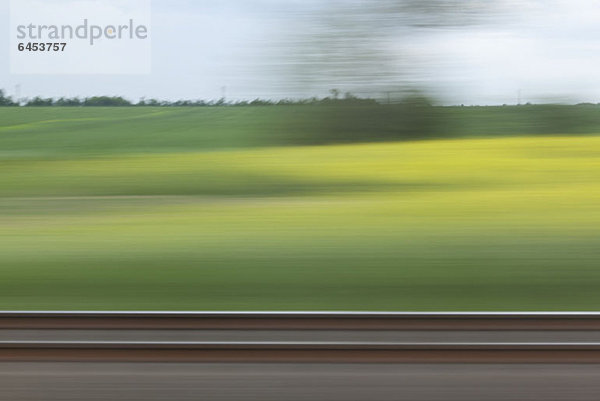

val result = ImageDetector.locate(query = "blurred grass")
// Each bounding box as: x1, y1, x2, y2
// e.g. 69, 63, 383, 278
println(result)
2, 104, 600, 158
0, 107, 288, 156
2, 124, 600, 310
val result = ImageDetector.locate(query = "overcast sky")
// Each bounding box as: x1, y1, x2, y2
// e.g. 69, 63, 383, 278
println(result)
1, 0, 600, 105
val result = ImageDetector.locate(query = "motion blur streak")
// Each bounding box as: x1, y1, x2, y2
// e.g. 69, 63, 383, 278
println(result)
2, 0, 600, 311
2, 121, 600, 310
3, 363, 600, 401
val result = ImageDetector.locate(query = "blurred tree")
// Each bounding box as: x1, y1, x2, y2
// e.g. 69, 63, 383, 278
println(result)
287, 0, 505, 97
55, 97, 82, 107
0, 89, 16, 106
83, 96, 131, 107
26, 97, 54, 107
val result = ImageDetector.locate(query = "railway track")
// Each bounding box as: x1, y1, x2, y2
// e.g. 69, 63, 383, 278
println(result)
2, 312, 600, 363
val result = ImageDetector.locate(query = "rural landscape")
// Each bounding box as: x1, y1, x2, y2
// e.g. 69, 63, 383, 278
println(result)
1, 97, 600, 310
5, 1, 600, 399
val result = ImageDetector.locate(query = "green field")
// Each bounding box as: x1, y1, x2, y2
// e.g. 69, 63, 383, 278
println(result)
1, 107, 600, 310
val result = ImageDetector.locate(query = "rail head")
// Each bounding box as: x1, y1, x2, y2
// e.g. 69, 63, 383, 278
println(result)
3, 311, 600, 317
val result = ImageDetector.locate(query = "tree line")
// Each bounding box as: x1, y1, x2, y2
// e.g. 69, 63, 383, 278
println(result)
3, 88, 600, 144
0, 89, 378, 107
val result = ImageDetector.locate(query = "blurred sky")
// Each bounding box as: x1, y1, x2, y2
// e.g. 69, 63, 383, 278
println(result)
1, 0, 600, 105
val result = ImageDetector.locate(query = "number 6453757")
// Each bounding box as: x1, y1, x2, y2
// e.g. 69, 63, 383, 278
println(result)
17, 43, 67, 52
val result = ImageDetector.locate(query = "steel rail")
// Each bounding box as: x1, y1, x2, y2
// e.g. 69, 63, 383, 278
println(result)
2, 341, 600, 363
2, 311, 600, 330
